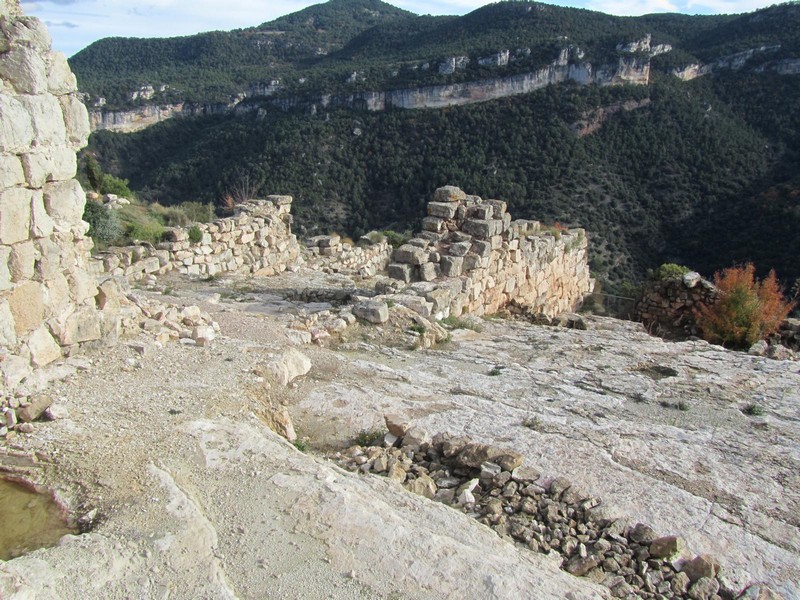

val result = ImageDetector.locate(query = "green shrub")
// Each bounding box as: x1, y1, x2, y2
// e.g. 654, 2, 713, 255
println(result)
651, 263, 691, 281
742, 403, 764, 416
694, 263, 795, 348
383, 230, 411, 249
126, 220, 165, 244
100, 173, 135, 199
354, 429, 385, 447
188, 224, 203, 244
83, 201, 123, 246
440, 315, 483, 332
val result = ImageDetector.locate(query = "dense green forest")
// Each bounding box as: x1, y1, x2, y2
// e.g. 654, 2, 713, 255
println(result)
87, 69, 800, 290
69, 1, 800, 108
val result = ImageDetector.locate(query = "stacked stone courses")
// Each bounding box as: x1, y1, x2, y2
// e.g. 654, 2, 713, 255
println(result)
0, 4, 101, 388
387, 186, 594, 318
89, 198, 301, 280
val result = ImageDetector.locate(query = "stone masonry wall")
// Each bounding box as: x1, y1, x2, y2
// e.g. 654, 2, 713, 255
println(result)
0, 5, 101, 391
635, 272, 718, 337
305, 234, 392, 278
385, 186, 594, 319
89, 198, 301, 280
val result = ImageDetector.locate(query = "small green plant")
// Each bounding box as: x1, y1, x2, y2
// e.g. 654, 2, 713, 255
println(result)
386, 299, 396, 308
522, 416, 542, 430
742, 403, 764, 416
650, 263, 691, 281
126, 220, 165, 244
659, 399, 690, 411
293, 439, 310, 452
694, 263, 795, 348
83, 201, 123, 246
488, 366, 504, 376
355, 429, 386, 447
188, 225, 203, 244
440, 315, 484, 332
408, 323, 426, 335
382, 230, 411, 248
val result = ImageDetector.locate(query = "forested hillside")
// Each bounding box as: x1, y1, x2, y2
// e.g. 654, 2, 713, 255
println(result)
87, 71, 800, 289
71, 1, 799, 108
76, 1, 800, 291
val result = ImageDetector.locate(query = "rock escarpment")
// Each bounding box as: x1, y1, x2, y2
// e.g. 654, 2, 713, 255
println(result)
88, 44, 656, 132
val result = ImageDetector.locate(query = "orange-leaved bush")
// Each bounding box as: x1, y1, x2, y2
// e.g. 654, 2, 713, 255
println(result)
694, 263, 795, 348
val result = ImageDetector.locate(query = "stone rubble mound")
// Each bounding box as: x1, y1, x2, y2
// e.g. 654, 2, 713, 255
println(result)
334, 422, 785, 600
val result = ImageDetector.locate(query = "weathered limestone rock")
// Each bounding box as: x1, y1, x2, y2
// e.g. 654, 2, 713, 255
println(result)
17, 393, 53, 422
353, 300, 389, 324
683, 554, 721, 582
8, 280, 44, 336
26, 324, 61, 367
260, 404, 297, 442
266, 348, 312, 386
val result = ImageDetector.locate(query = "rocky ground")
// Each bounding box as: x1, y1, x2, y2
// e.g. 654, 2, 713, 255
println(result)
0, 269, 798, 599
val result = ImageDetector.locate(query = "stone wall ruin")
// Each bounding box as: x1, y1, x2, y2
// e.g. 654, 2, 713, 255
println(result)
385, 186, 594, 319
0, 4, 101, 391
89, 198, 301, 280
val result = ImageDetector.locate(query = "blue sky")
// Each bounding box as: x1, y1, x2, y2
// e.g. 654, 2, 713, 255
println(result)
21, 0, 775, 57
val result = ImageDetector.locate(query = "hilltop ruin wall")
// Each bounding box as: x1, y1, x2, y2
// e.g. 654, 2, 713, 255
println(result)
0, 5, 103, 391
385, 186, 594, 319
90, 198, 301, 280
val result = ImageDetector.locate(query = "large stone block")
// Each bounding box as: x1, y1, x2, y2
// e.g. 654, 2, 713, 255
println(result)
44, 178, 85, 225
427, 201, 459, 219
419, 262, 439, 282
19, 94, 67, 147
0, 187, 32, 244
59, 94, 90, 149
0, 95, 33, 153
0, 245, 11, 291
433, 186, 466, 203
388, 263, 413, 282
0, 154, 25, 188
8, 279, 44, 336
26, 324, 61, 367
21, 147, 77, 187
0, 46, 47, 94
9, 240, 34, 281
46, 51, 77, 95
394, 244, 428, 265
54, 306, 101, 345
1, 15, 52, 52
43, 271, 70, 318
448, 241, 471, 257
29, 189, 54, 238
421, 216, 446, 233
353, 300, 389, 324
0, 298, 17, 345
462, 219, 492, 239
440, 255, 464, 277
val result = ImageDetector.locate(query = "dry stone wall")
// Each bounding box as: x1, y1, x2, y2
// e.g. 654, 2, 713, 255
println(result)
0, 4, 101, 391
90, 198, 301, 280
384, 186, 594, 319
305, 234, 392, 278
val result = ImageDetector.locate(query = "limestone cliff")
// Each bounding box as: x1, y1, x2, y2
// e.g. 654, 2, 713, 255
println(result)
88, 45, 654, 132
